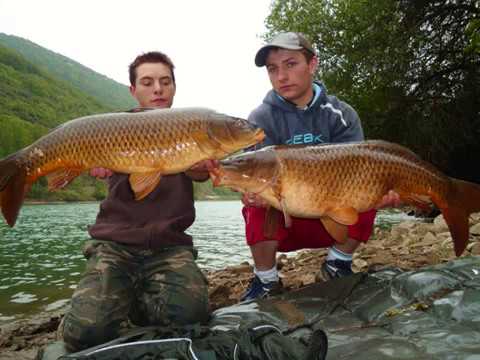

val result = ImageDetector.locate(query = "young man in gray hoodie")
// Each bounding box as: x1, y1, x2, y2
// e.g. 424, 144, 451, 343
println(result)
241, 32, 400, 302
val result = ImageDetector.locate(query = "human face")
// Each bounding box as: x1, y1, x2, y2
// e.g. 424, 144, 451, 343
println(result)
130, 62, 176, 108
265, 49, 318, 107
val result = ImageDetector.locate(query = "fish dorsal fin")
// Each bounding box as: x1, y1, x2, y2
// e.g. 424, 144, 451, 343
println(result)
326, 206, 359, 226
129, 171, 163, 200
320, 217, 349, 244
46, 169, 83, 191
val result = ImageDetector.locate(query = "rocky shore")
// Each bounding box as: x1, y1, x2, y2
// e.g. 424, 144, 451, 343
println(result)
2, 211, 480, 360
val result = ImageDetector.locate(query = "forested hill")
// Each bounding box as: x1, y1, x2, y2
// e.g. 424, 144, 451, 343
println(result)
0, 33, 136, 111
0, 43, 113, 158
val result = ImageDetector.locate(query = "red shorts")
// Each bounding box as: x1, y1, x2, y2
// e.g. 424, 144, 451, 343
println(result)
242, 206, 377, 252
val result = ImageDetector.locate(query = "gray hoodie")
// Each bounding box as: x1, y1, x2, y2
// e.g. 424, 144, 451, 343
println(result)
248, 82, 363, 148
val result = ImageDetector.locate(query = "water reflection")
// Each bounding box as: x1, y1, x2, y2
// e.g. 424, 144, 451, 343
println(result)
0, 201, 416, 324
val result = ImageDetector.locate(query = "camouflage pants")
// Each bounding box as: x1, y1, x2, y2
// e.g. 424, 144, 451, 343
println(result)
62, 240, 209, 352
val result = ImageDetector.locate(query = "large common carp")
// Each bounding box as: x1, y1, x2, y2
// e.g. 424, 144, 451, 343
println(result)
210, 140, 480, 256
0, 107, 265, 227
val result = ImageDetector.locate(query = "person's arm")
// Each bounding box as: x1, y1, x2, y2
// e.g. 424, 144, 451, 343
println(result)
329, 99, 364, 143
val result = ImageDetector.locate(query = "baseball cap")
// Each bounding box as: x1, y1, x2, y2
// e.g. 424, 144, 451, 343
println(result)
255, 32, 315, 67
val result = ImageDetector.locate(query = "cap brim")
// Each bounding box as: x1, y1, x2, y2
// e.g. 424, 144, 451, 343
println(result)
254, 44, 303, 67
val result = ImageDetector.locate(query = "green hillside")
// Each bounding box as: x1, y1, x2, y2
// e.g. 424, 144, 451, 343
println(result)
0, 43, 113, 157
0, 33, 136, 111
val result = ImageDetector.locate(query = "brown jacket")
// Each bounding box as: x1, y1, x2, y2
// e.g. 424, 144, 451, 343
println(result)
88, 173, 195, 248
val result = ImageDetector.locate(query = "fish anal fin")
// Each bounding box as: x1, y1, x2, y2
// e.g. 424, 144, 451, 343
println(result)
325, 207, 358, 226
263, 206, 282, 239
46, 168, 83, 191
129, 171, 163, 200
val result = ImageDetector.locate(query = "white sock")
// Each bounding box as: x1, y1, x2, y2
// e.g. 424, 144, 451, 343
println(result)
254, 265, 279, 283
327, 246, 353, 262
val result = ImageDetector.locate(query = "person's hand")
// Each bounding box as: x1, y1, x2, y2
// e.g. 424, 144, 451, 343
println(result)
90, 167, 113, 179
186, 160, 219, 181
375, 190, 402, 209
189, 159, 219, 173
241, 192, 268, 208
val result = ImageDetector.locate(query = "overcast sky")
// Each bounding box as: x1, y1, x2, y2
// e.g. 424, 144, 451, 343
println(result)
0, 0, 274, 118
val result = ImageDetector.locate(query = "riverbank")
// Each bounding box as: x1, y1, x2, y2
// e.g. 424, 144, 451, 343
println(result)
2, 212, 479, 359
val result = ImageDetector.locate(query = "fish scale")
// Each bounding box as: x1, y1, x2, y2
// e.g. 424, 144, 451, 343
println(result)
276, 143, 450, 217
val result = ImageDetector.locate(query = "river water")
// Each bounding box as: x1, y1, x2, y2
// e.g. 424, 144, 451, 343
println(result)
0, 201, 415, 324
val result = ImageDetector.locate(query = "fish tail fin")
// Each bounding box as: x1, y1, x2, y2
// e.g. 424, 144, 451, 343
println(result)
439, 179, 480, 256
0, 155, 28, 227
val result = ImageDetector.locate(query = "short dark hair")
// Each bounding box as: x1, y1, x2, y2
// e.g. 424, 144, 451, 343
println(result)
128, 51, 176, 86
301, 48, 315, 64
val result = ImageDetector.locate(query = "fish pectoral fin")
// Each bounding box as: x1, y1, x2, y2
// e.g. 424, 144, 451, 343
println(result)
280, 198, 292, 228
320, 217, 349, 244
129, 171, 163, 200
263, 206, 282, 239
326, 207, 359, 226
46, 168, 83, 191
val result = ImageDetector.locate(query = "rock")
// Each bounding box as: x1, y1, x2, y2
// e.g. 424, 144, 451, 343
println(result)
225, 264, 252, 274
470, 242, 480, 255
470, 222, 480, 235
413, 223, 436, 237
432, 215, 449, 233
353, 258, 368, 270
412, 232, 437, 248
470, 212, 480, 222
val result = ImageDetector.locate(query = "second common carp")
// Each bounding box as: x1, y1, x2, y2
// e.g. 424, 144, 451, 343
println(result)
0, 107, 265, 227
210, 140, 480, 256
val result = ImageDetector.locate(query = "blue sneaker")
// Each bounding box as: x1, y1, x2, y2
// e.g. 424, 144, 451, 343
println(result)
240, 275, 282, 302
321, 259, 354, 280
